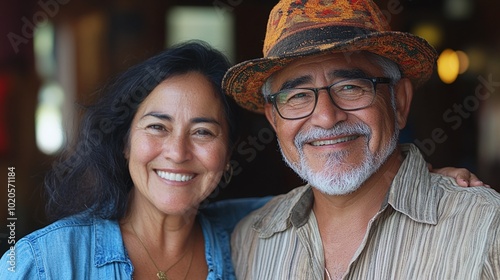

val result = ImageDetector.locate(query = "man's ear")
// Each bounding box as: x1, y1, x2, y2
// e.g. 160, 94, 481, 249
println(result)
394, 78, 414, 130
264, 103, 278, 131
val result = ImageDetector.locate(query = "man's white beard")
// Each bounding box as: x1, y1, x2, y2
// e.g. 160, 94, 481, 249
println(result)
279, 122, 399, 195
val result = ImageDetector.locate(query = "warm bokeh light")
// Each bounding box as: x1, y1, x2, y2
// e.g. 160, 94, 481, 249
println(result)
412, 22, 443, 48
456, 50, 470, 74
437, 49, 460, 84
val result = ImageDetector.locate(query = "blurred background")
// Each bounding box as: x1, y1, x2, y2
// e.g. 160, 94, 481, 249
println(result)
1, 0, 499, 252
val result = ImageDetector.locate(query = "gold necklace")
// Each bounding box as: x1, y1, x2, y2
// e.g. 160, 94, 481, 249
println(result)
130, 223, 194, 280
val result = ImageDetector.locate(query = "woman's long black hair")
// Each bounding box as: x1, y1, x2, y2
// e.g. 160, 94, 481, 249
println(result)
44, 41, 239, 222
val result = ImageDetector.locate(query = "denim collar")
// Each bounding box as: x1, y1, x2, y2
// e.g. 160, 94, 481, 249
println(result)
92, 217, 133, 274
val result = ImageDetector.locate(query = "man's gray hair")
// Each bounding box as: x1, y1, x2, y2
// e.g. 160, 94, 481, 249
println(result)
261, 51, 402, 100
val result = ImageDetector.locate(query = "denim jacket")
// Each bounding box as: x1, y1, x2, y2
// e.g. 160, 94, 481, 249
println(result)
0, 197, 270, 279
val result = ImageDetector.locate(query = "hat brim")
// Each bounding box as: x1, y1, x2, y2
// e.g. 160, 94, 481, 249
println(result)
223, 31, 437, 114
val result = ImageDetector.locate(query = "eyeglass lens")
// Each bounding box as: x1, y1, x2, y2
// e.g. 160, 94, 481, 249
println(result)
273, 78, 380, 119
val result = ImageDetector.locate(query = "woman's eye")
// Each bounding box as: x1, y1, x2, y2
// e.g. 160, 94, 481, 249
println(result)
147, 124, 165, 131
194, 128, 216, 137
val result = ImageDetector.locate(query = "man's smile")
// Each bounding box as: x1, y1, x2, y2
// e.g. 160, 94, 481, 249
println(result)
310, 135, 360, 146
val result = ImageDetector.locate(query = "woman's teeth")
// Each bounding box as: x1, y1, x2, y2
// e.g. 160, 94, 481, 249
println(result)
156, 170, 193, 182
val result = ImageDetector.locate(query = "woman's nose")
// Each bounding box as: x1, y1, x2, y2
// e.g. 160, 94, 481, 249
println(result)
162, 134, 192, 163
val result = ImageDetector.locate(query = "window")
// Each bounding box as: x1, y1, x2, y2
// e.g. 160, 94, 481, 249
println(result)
166, 6, 235, 62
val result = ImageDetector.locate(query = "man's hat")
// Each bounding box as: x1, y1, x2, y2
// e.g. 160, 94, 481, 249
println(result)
222, 0, 437, 114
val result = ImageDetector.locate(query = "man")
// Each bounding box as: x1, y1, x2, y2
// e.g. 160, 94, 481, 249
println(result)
223, 0, 500, 279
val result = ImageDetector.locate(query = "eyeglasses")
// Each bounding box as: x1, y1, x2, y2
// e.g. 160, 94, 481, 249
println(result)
266, 77, 391, 120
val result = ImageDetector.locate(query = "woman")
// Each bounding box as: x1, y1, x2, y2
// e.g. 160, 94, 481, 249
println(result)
0, 41, 485, 279
1, 41, 268, 279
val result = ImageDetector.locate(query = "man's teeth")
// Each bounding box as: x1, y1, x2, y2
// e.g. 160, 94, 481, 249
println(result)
156, 170, 193, 182
311, 135, 358, 146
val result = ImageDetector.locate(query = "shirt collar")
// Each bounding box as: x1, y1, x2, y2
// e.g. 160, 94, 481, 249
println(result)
93, 217, 133, 271
254, 186, 313, 238
253, 144, 441, 236
386, 144, 441, 225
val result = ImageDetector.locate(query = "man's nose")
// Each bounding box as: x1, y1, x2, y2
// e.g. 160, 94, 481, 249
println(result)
309, 90, 348, 128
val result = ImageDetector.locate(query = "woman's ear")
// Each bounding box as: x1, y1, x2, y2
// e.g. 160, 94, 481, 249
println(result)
394, 78, 414, 130
123, 147, 130, 160
123, 135, 130, 160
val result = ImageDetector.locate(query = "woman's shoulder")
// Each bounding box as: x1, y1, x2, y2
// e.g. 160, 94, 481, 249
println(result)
11, 213, 122, 256
19, 214, 85, 242
0, 214, 108, 278
201, 196, 273, 219
21, 213, 107, 242
0, 214, 129, 279
198, 196, 273, 232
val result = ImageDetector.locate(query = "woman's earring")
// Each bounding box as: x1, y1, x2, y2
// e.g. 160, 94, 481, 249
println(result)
223, 163, 233, 184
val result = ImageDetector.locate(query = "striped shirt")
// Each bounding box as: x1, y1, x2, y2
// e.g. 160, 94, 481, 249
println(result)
231, 144, 500, 279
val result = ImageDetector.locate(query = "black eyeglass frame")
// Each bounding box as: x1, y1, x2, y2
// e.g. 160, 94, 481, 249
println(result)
265, 77, 392, 120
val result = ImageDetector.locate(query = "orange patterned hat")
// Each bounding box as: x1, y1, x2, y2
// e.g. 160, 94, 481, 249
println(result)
223, 0, 437, 114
